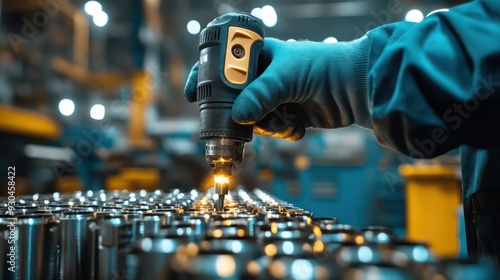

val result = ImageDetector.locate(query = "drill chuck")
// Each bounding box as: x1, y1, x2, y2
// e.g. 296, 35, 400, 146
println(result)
205, 138, 244, 168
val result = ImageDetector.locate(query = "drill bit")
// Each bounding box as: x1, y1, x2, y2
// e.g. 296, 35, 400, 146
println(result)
214, 174, 229, 211
215, 196, 225, 212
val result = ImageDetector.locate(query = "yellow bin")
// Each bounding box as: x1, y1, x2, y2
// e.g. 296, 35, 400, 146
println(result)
399, 164, 461, 258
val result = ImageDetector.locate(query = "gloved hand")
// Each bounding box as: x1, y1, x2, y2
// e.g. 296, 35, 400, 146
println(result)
184, 37, 371, 141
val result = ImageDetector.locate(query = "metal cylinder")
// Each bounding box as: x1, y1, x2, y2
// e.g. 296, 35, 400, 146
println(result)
136, 236, 188, 280
17, 213, 58, 280
170, 250, 249, 280
59, 211, 95, 280
138, 213, 167, 238
97, 215, 131, 280
0, 187, 488, 279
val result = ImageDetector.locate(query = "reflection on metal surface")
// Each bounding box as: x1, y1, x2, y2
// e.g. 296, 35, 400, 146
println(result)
0, 188, 496, 279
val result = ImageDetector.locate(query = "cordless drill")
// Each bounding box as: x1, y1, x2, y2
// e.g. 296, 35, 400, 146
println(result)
196, 13, 264, 211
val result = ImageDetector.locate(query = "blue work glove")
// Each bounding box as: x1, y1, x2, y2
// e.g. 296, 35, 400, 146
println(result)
184, 37, 371, 141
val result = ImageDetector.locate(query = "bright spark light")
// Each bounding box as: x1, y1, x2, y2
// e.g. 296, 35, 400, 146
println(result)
214, 175, 229, 185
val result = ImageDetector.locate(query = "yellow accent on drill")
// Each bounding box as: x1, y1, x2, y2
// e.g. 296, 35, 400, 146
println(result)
224, 26, 263, 85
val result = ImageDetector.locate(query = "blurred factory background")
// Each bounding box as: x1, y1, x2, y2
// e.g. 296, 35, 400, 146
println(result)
0, 0, 465, 257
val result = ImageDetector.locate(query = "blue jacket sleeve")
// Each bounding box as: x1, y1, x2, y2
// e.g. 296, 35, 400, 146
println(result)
365, 0, 500, 158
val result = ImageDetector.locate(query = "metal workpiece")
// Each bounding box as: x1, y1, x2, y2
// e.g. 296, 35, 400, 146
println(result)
138, 213, 168, 237
255, 225, 314, 243
261, 254, 340, 280
187, 216, 207, 242
134, 237, 188, 280
201, 237, 259, 255
164, 222, 197, 243
319, 224, 361, 248
335, 244, 391, 266
14, 205, 39, 215
16, 214, 59, 280
150, 209, 177, 224
207, 222, 248, 239
340, 264, 418, 280
387, 240, 434, 263
263, 238, 320, 258
188, 238, 261, 279
333, 242, 435, 276
96, 216, 133, 280
360, 226, 393, 244
335, 244, 432, 280
312, 217, 339, 229
59, 211, 95, 280
0, 188, 497, 279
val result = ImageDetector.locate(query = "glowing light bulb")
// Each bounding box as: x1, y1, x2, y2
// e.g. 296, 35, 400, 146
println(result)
187, 20, 200, 34
405, 9, 424, 23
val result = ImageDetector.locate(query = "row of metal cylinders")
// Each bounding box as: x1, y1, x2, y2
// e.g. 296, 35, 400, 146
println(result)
0, 188, 496, 280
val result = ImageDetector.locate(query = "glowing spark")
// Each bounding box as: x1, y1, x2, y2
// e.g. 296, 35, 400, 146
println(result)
214, 175, 230, 185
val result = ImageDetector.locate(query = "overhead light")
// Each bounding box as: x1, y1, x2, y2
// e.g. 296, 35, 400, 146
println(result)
261, 5, 277, 27
90, 104, 105, 120
58, 99, 75, 116
251, 7, 262, 18
323, 37, 338, 44
84, 1, 102, 16
93, 10, 108, 27
25, 144, 73, 161
187, 20, 201, 35
405, 9, 424, 23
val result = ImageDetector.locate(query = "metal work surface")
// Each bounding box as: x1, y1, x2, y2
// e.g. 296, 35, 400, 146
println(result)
0, 189, 496, 280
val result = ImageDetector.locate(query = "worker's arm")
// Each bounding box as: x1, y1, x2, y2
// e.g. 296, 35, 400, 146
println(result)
183, 17, 416, 141
367, 0, 500, 157
184, 1, 500, 156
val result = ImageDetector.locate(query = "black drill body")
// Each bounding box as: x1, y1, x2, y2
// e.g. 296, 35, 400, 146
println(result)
197, 13, 264, 210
